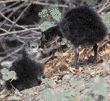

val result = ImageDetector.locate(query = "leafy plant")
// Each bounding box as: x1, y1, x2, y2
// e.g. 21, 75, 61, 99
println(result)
38, 9, 48, 18
48, 6, 61, 21
1, 68, 17, 81
40, 21, 54, 31
39, 6, 61, 32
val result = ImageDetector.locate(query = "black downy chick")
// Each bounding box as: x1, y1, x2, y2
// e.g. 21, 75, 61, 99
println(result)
41, 5, 108, 69
5, 40, 44, 91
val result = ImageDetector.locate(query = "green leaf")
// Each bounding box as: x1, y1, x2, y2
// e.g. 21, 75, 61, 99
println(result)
1, 68, 9, 75
38, 9, 48, 18
1, 68, 17, 80
61, 38, 67, 45
3, 74, 10, 80
40, 21, 54, 31
67, 43, 71, 48
9, 71, 17, 80
49, 7, 61, 21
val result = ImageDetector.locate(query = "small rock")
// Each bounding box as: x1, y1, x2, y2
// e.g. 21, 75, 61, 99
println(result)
62, 74, 73, 81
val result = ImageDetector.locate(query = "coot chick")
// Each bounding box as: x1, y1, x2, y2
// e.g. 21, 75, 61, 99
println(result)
40, 5, 108, 69
5, 40, 44, 91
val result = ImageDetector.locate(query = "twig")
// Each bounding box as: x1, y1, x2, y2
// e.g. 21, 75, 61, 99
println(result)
0, 0, 68, 8
0, 1, 20, 12
0, 28, 8, 32
0, 2, 26, 28
0, 12, 26, 30
8, 1, 33, 31
0, 45, 24, 62
16, 35, 40, 39
0, 28, 41, 37
98, 0, 110, 13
